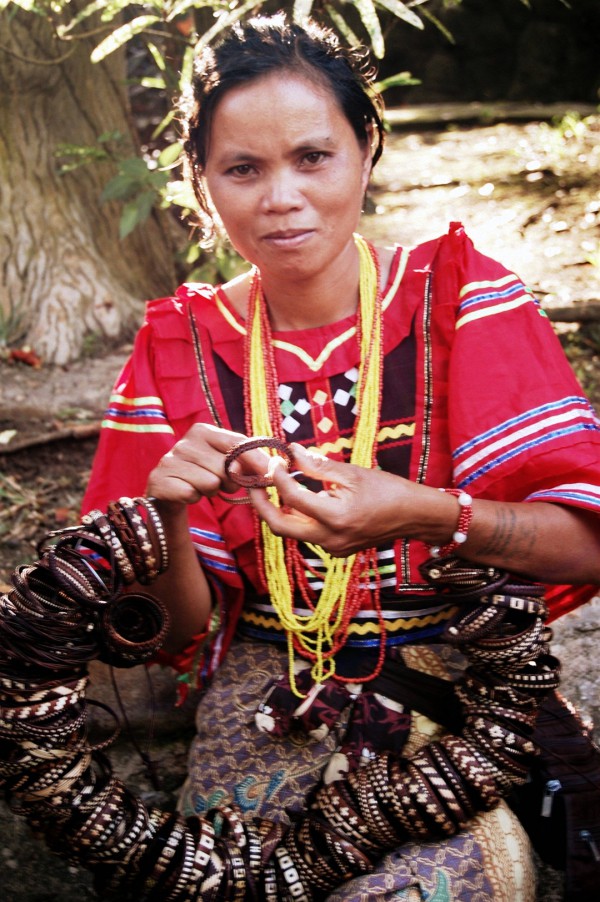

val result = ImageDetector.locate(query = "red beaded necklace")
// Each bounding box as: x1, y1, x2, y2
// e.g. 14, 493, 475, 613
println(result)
243, 235, 387, 693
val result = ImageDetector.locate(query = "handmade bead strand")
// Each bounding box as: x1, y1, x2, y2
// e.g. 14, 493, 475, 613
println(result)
244, 234, 386, 693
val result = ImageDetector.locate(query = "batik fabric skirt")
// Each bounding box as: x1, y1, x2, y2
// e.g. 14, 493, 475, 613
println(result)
178, 638, 536, 901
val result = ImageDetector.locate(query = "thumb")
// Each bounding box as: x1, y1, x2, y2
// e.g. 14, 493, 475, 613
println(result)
289, 443, 346, 485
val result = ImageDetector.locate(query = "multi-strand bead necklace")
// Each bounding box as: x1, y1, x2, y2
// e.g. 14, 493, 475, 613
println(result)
244, 234, 386, 693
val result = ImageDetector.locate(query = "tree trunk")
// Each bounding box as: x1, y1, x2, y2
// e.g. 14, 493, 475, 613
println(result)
0, 8, 177, 364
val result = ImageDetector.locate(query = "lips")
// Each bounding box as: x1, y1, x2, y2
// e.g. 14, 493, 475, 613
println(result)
262, 229, 314, 247
264, 229, 307, 238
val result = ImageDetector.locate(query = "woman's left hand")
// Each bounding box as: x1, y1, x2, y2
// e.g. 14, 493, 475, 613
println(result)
248, 442, 600, 585
248, 443, 445, 556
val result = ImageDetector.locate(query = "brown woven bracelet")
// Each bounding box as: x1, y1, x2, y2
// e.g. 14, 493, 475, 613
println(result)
0, 499, 562, 902
223, 436, 295, 488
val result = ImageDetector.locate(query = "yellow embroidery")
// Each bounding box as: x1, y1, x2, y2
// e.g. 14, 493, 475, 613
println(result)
109, 393, 164, 407
455, 294, 531, 330
101, 421, 174, 434
458, 273, 517, 298
213, 245, 410, 371
239, 606, 456, 635
314, 421, 415, 457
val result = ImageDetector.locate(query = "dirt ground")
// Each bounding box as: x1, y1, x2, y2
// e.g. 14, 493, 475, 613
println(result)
0, 113, 599, 899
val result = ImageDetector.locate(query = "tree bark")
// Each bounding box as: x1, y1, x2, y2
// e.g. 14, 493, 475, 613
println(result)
0, 7, 176, 364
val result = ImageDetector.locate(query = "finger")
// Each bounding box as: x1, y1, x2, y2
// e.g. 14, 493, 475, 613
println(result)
249, 487, 324, 543
288, 444, 342, 481
269, 446, 350, 515
188, 423, 248, 455
170, 443, 231, 490
149, 426, 250, 502
148, 457, 223, 504
176, 426, 252, 493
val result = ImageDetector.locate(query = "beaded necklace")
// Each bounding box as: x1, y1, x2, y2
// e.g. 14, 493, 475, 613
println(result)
244, 234, 387, 694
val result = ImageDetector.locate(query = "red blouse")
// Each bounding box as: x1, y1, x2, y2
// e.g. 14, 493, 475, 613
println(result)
82, 224, 600, 694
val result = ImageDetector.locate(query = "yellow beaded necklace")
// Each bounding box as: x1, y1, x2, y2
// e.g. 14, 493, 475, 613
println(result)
245, 234, 385, 694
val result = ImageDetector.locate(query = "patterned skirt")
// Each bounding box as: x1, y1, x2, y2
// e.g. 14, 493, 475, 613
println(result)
179, 638, 536, 901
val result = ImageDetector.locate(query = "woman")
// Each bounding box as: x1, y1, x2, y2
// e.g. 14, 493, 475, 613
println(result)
83, 13, 600, 900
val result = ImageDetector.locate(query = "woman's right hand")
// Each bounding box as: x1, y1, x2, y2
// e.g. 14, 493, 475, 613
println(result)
146, 424, 251, 505
141, 424, 263, 652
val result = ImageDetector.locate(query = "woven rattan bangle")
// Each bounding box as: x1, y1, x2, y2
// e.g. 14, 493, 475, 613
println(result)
135, 496, 169, 575
0, 498, 560, 901
223, 436, 295, 488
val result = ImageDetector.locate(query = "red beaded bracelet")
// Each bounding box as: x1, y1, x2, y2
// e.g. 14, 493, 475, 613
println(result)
429, 488, 473, 558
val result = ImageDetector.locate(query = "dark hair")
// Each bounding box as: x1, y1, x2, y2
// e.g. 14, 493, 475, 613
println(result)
180, 12, 385, 241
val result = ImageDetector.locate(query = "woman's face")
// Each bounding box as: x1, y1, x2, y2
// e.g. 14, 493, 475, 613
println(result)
203, 72, 372, 285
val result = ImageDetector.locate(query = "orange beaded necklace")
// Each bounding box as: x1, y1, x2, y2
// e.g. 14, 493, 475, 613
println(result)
244, 234, 386, 694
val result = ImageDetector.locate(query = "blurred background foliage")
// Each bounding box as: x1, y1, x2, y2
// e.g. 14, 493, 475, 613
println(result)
3, 0, 445, 282
5, 0, 588, 279
0, 0, 598, 355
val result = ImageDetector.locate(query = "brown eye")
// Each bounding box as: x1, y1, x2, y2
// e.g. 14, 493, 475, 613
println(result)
302, 151, 327, 165
228, 164, 254, 177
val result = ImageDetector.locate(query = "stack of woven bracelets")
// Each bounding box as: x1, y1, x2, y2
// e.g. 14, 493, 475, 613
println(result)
281, 557, 561, 899
0, 499, 560, 901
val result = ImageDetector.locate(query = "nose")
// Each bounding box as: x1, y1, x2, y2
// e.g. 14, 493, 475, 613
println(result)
260, 168, 304, 213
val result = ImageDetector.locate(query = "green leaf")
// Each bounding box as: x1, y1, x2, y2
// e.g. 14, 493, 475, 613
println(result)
163, 179, 199, 211
146, 41, 167, 72
90, 15, 161, 63
140, 76, 167, 90
215, 245, 246, 282
158, 141, 183, 168
101, 172, 139, 202
419, 7, 456, 44
57, 0, 142, 35
148, 167, 170, 189
324, 5, 361, 48
119, 190, 156, 239
187, 261, 218, 283
118, 204, 139, 240
177, 43, 195, 95
151, 108, 177, 140
353, 0, 384, 58
375, 0, 424, 30
119, 156, 152, 179
56, 0, 105, 35
185, 243, 201, 264
375, 71, 421, 92
293, 0, 314, 23
194, 0, 258, 52
55, 140, 112, 174
97, 129, 124, 144
6, 0, 43, 12
165, 0, 202, 23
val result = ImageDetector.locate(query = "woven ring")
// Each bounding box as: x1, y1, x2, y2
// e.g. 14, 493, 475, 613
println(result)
223, 436, 295, 488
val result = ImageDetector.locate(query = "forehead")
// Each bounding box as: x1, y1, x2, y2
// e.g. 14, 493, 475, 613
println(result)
207, 72, 353, 151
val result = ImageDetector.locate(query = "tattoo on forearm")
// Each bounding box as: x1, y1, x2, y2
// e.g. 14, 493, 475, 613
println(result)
479, 507, 537, 560
479, 507, 515, 556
